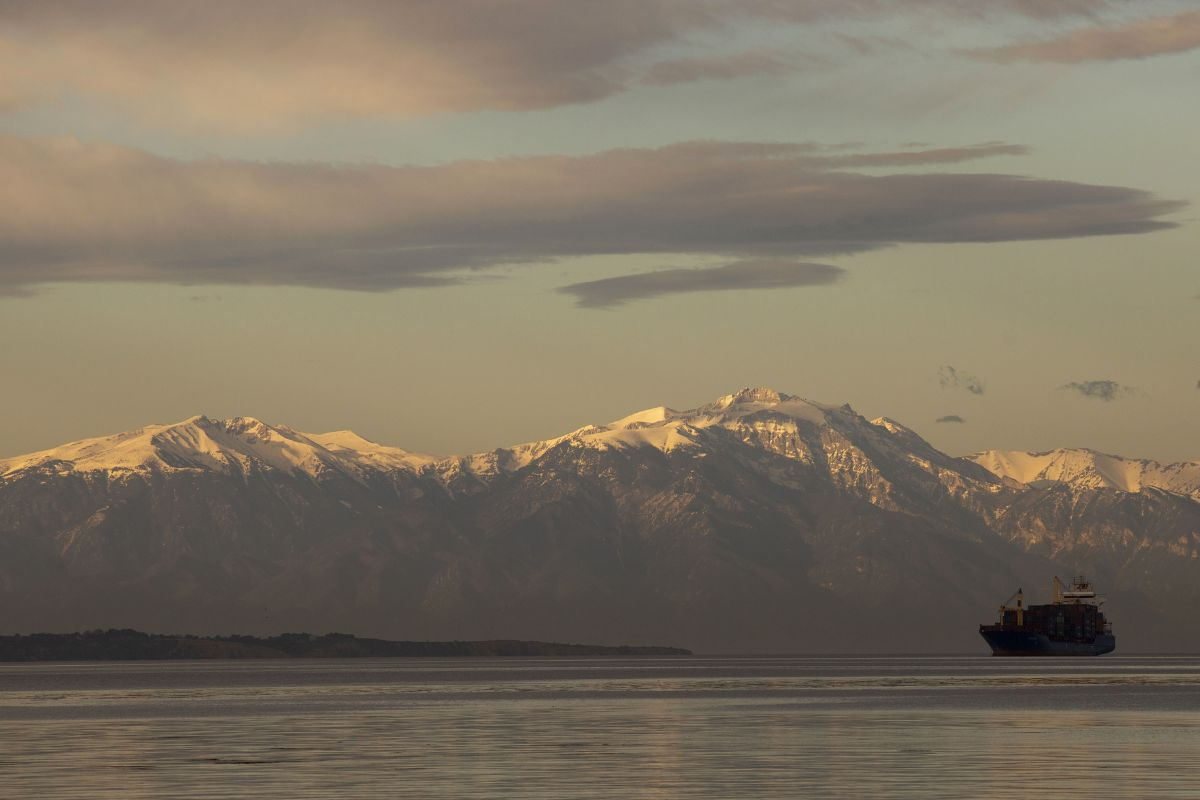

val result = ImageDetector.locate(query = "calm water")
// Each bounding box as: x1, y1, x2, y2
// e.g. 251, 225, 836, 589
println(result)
3, 656, 1200, 798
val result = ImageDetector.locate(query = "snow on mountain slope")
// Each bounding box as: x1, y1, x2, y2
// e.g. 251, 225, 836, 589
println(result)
0, 416, 430, 479
7, 390, 1188, 509
596, 388, 834, 450
591, 388, 836, 449
608, 405, 678, 428
306, 430, 436, 471
431, 387, 1005, 509
433, 388, 843, 484
698, 387, 834, 425
0, 388, 982, 498
971, 448, 1200, 499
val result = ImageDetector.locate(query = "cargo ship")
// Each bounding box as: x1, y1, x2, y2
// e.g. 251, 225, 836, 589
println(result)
979, 576, 1115, 656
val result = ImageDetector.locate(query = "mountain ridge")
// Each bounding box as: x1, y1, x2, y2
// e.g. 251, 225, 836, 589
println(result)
6, 389, 1192, 502
0, 388, 894, 491
970, 447, 1200, 500
2, 387, 1197, 653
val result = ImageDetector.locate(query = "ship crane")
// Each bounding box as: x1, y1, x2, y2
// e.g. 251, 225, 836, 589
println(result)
998, 587, 1024, 626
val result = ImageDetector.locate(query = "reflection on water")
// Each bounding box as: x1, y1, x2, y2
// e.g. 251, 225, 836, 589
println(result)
2, 657, 1200, 799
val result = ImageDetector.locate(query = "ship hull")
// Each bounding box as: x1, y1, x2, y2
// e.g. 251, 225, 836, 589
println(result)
979, 628, 1115, 656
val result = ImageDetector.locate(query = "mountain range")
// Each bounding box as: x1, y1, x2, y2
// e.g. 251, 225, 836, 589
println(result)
2, 387, 1198, 653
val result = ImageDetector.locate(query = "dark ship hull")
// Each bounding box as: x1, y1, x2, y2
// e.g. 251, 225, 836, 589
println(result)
979, 628, 1116, 657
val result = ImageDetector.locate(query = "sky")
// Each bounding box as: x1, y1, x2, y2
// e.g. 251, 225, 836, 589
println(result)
1, 0, 1197, 462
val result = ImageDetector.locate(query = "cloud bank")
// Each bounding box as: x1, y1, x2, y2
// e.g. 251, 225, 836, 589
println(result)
974, 10, 1200, 63
1059, 380, 1134, 401
935, 415, 966, 423
938, 365, 986, 395
0, 136, 1182, 297
0, 0, 1124, 131
558, 260, 843, 308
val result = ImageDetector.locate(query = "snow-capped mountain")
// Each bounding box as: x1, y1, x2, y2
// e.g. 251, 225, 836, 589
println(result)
1, 388, 1196, 652
970, 448, 1200, 501
0, 414, 434, 479
2, 387, 1000, 508
968, 446, 1200, 627
435, 387, 1000, 501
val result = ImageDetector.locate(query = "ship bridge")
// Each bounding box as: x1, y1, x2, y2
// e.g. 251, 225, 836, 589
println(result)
1055, 575, 1101, 604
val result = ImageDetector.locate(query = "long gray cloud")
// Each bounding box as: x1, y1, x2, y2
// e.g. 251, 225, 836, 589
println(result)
558, 260, 844, 308
973, 10, 1200, 63
819, 143, 1028, 167
640, 51, 798, 87
935, 415, 966, 423
1059, 380, 1135, 401
0, 136, 1183, 297
0, 1, 1122, 131
938, 365, 986, 395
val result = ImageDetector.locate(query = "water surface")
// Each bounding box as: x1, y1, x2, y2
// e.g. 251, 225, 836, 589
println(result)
3, 656, 1198, 798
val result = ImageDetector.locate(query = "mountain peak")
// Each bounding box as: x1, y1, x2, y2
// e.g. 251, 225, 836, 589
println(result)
1, 415, 363, 479
315, 429, 378, 447
870, 417, 925, 439
719, 387, 793, 407
222, 416, 275, 435
608, 406, 677, 429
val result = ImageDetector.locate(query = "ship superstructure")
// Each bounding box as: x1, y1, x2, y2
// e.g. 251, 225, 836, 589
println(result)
979, 576, 1115, 656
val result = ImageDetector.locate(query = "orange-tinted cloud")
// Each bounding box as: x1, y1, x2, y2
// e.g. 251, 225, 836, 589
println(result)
0, 0, 1120, 132
972, 10, 1200, 63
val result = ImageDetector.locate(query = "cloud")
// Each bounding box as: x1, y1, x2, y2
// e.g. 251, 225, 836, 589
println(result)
935, 415, 966, 423
558, 260, 843, 308
641, 51, 798, 87
0, 1, 666, 131
818, 143, 1028, 168
1059, 380, 1134, 401
0, 1, 1123, 131
0, 136, 1183, 297
918, 1, 1113, 21
972, 10, 1200, 63
938, 365, 985, 395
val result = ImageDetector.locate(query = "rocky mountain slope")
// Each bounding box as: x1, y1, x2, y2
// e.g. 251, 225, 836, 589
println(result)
2, 388, 1196, 652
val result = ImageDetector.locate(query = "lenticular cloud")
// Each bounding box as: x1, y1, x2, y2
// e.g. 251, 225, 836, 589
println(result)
0, 136, 1182, 297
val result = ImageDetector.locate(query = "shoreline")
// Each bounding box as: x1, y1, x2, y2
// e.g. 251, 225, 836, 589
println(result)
0, 629, 692, 661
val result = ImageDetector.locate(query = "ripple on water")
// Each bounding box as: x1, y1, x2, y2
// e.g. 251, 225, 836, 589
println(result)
1, 657, 1199, 799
